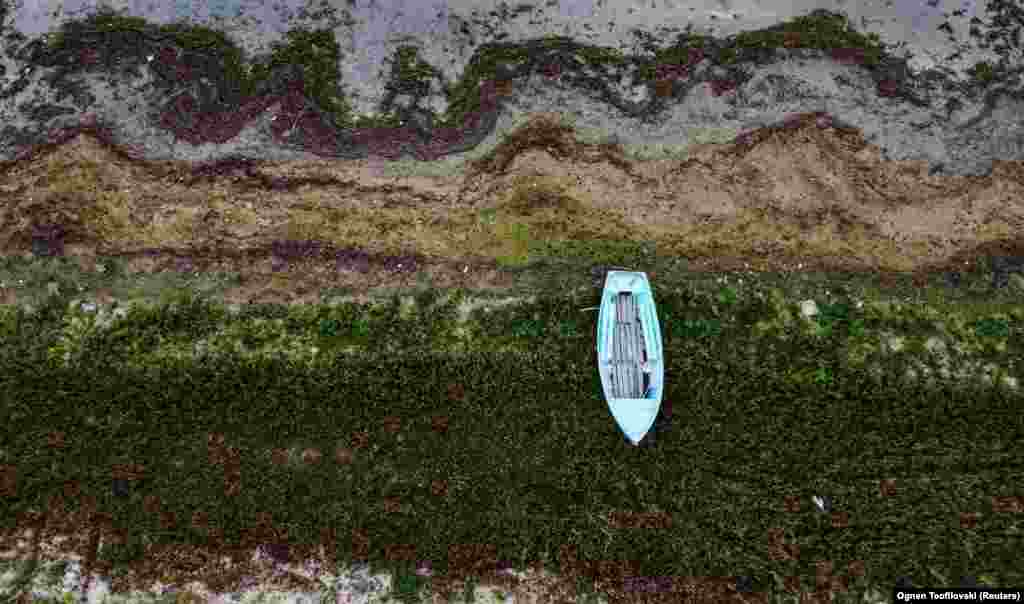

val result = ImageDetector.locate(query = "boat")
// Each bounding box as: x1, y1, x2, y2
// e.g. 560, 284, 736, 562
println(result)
597, 270, 664, 446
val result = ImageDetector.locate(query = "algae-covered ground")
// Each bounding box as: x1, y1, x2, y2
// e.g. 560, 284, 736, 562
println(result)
2, 250, 1024, 604
1, 248, 1023, 390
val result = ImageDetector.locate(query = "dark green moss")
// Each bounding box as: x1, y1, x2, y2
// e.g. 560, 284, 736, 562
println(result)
24, 3, 1002, 137
967, 60, 996, 83
244, 25, 356, 127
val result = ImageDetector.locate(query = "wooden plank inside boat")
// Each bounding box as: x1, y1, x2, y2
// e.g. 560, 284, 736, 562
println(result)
611, 292, 648, 399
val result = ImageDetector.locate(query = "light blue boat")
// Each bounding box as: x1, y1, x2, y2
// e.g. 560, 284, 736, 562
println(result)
597, 271, 664, 446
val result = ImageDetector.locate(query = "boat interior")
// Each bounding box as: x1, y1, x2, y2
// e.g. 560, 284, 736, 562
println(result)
609, 292, 653, 399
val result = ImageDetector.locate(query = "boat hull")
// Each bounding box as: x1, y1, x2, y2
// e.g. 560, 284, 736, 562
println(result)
597, 271, 664, 446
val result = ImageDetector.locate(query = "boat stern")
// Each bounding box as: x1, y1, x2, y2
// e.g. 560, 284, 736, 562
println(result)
607, 398, 660, 446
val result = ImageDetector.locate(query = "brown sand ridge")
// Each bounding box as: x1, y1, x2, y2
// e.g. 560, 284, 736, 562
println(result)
1, 110, 1023, 307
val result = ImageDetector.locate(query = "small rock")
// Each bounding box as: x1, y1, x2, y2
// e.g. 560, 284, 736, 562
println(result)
736, 575, 754, 593
111, 477, 132, 498
883, 333, 905, 353
923, 336, 946, 355
259, 542, 291, 565
799, 299, 818, 318
990, 255, 1024, 290
333, 565, 387, 604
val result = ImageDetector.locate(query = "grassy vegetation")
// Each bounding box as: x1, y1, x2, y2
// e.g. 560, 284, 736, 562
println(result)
2, 250, 1023, 604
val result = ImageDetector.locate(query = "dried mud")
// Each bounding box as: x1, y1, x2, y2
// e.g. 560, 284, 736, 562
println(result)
1, 111, 1023, 312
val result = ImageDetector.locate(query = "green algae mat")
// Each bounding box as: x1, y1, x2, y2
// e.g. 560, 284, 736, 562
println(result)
2, 261, 1023, 602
